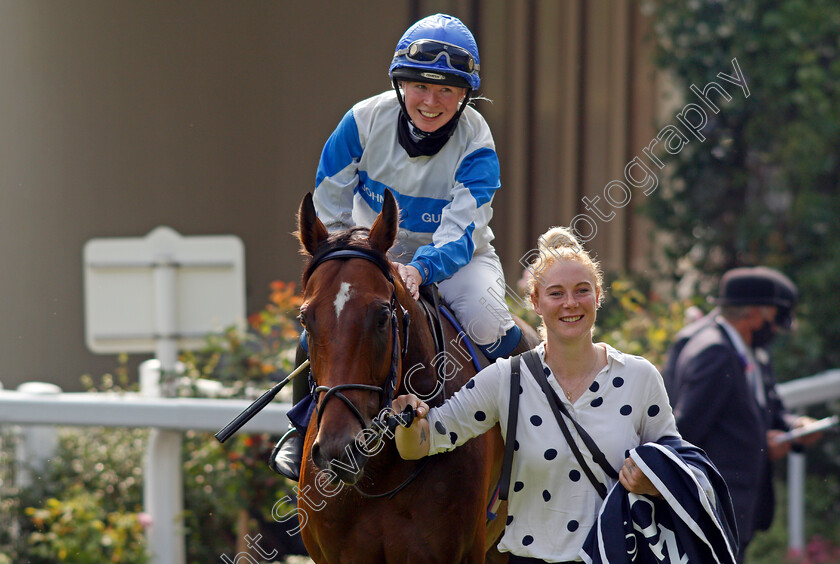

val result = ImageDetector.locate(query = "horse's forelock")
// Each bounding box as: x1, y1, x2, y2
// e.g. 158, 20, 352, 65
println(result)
301, 227, 394, 289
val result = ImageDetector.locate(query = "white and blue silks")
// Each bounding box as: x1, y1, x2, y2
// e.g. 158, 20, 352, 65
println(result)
580, 436, 739, 564
313, 89, 518, 353
313, 90, 499, 286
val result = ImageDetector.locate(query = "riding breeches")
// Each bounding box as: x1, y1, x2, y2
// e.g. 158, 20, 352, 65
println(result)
435, 245, 516, 348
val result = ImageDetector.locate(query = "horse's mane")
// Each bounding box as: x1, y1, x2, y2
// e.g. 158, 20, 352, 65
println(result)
301, 227, 395, 289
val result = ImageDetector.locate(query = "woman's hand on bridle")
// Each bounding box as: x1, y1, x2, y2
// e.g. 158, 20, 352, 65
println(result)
392, 393, 431, 460
397, 264, 422, 301
392, 393, 429, 422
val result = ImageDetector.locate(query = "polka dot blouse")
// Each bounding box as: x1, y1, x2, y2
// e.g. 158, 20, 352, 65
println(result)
425, 342, 679, 561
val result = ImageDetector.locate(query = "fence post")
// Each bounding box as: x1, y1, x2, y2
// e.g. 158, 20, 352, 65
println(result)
788, 451, 806, 552
141, 360, 186, 564
15, 382, 62, 488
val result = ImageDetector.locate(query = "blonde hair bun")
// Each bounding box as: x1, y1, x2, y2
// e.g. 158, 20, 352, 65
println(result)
538, 226, 583, 254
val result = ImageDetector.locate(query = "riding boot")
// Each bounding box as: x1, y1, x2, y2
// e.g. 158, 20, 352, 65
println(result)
479, 324, 532, 361
508, 326, 535, 357
269, 339, 309, 481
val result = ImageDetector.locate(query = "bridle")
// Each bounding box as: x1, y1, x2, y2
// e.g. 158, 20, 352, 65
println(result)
304, 247, 411, 433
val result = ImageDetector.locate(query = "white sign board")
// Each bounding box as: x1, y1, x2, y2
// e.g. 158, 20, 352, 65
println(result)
84, 226, 246, 354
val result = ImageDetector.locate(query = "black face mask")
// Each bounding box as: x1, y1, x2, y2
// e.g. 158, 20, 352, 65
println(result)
396, 112, 458, 157
752, 319, 776, 348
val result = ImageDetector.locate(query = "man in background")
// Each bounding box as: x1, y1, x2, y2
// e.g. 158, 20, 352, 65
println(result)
665, 266, 821, 561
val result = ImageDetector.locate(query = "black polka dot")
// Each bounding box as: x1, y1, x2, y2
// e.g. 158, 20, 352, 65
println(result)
567, 520, 579, 532
590, 397, 604, 408
569, 469, 581, 482
466, 379, 475, 389
449, 432, 458, 444
519, 385, 524, 395
542, 490, 551, 502
514, 440, 520, 451
648, 405, 660, 417
434, 421, 447, 435
513, 481, 524, 492
544, 367, 551, 376
589, 381, 600, 392
474, 410, 487, 421
522, 535, 534, 546
624, 449, 631, 459
530, 415, 543, 426
620, 404, 633, 416
506, 515, 514, 526
544, 448, 557, 460
613, 377, 625, 388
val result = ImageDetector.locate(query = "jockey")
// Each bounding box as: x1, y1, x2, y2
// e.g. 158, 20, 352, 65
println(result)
271, 13, 528, 481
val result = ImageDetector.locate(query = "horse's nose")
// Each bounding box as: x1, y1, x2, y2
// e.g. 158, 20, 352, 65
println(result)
311, 440, 328, 470
311, 435, 358, 470
311, 433, 369, 484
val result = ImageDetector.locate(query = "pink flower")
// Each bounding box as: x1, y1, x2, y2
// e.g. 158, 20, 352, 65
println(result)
787, 535, 840, 564
137, 512, 153, 529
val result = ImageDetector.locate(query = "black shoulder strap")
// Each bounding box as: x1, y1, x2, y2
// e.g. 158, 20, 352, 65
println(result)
497, 354, 521, 503
522, 350, 618, 499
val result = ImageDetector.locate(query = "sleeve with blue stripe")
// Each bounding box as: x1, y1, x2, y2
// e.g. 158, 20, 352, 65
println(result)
313, 109, 364, 231
409, 147, 501, 284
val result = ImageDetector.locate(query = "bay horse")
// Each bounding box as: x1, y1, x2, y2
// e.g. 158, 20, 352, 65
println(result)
295, 189, 536, 563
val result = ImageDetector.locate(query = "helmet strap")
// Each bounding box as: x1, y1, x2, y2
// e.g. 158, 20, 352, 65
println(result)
392, 79, 473, 157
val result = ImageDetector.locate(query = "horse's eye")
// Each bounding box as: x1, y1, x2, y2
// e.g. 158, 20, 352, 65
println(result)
377, 307, 391, 328
298, 311, 308, 328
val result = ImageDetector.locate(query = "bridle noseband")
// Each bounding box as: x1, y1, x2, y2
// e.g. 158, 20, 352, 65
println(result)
305, 247, 411, 432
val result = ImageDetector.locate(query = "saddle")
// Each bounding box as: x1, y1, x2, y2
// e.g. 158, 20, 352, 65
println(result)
418, 284, 488, 378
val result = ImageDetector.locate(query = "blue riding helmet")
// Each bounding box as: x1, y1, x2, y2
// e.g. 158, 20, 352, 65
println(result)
389, 13, 481, 91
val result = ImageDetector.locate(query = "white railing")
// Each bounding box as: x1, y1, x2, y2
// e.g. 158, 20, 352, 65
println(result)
1, 368, 838, 562
777, 369, 840, 411
0, 362, 291, 564
0, 385, 289, 431
776, 369, 840, 552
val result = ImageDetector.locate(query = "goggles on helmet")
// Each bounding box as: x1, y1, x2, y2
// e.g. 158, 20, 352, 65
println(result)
394, 39, 479, 75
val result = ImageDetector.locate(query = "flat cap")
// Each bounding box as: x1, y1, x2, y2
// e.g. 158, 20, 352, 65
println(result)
715, 266, 798, 328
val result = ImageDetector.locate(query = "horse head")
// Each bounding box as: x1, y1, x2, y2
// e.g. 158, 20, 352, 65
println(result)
297, 189, 410, 484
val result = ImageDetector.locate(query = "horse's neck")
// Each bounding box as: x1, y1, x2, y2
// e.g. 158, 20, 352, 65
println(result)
405, 296, 437, 358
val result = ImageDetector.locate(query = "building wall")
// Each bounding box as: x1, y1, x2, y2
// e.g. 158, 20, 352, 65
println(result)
0, 1, 663, 391
474, 0, 661, 277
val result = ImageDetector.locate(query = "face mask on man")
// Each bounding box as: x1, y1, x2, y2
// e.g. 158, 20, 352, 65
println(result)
752, 318, 776, 348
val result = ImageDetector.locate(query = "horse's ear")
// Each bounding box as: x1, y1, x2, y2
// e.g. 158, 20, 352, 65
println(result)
297, 192, 329, 256
369, 189, 399, 254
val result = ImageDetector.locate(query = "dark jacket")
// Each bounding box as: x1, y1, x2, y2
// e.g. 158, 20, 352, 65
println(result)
661, 308, 718, 397
666, 320, 790, 557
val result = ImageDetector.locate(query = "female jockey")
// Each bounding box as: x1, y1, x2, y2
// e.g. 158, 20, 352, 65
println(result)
272, 13, 527, 480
